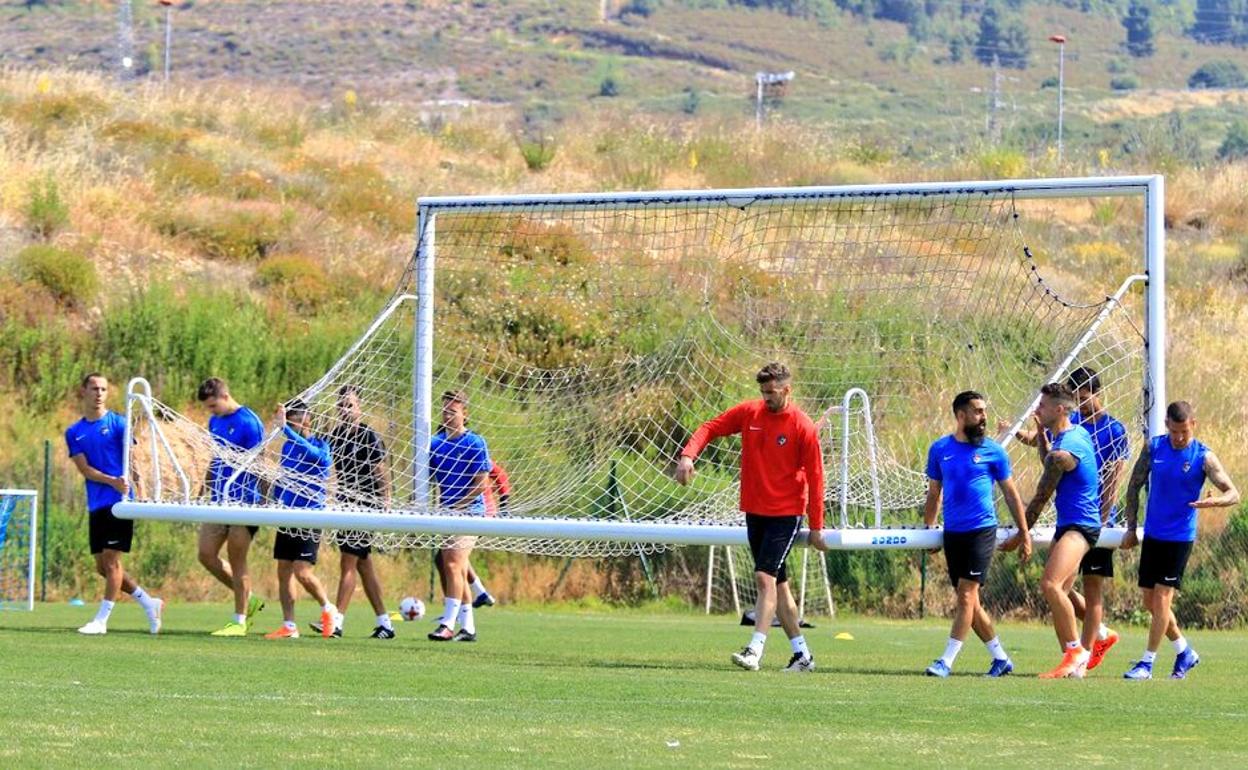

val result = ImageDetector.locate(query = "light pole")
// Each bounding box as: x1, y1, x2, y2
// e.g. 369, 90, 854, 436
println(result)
160, 1, 174, 83
754, 71, 794, 130
1049, 34, 1066, 166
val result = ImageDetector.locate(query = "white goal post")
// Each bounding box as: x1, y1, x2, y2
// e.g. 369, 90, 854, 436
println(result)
0, 489, 38, 611
116, 175, 1166, 554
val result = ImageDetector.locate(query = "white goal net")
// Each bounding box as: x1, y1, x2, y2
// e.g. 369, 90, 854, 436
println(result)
118, 177, 1165, 557
0, 489, 37, 611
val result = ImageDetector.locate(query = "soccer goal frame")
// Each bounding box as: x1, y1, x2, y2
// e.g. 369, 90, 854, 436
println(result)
0, 488, 38, 611
116, 175, 1166, 551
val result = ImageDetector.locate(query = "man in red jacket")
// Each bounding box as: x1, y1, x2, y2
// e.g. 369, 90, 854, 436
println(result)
676, 362, 827, 672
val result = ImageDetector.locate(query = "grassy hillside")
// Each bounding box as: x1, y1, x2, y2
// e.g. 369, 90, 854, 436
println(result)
1, 55, 1247, 603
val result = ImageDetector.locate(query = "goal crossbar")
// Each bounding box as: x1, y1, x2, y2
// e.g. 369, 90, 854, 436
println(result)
114, 501, 1134, 550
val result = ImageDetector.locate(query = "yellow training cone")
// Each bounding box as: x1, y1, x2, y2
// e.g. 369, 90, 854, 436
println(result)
834, 632, 854, 641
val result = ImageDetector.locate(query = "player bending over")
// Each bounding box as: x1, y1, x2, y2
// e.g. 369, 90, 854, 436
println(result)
1120, 401, 1239, 680
677, 362, 828, 673
265, 400, 341, 639
923, 390, 1030, 678
67, 373, 163, 635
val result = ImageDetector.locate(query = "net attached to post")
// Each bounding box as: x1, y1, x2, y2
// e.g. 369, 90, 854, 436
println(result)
0, 490, 37, 611
119, 179, 1157, 555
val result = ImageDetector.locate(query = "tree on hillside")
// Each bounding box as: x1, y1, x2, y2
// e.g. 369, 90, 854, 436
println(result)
1123, 0, 1156, 58
976, 5, 1030, 69
1191, 0, 1248, 47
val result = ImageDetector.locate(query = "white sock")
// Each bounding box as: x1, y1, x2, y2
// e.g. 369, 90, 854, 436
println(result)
458, 604, 475, 634
321, 602, 337, 615
1142, 649, 1157, 663
441, 598, 461, 628
1172, 636, 1189, 654
283, 620, 297, 630
377, 612, 393, 631
1065, 639, 1082, 652
95, 599, 115, 622
131, 586, 157, 611
748, 631, 767, 653
470, 577, 487, 596
789, 634, 810, 658
234, 613, 247, 625
1097, 623, 1110, 641
940, 637, 963, 667
985, 637, 1009, 662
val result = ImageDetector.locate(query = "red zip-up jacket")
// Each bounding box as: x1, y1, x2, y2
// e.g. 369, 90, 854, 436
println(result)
681, 399, 825, 530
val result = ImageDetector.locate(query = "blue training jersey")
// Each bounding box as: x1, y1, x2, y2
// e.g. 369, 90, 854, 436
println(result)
1071, 410, 1130, 523
207, 406, 265, 504
1144, 435, 1208, 543
65, 411, 129, 512
1051, 424, 1101, 529
925, 435, 1011, 532
430, 430, 491, 512
274, 426, 331, 509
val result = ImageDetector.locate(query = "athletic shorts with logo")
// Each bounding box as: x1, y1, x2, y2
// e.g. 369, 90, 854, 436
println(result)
273, 529, 322, 564
745, 513, 803, 584
335, 530, 372, 559
943, 525, 996, 587
1137, 536, 1194, 589
88, 504, 134, 555
1054, 524, 1102, 549
1080, 547, 1114, 577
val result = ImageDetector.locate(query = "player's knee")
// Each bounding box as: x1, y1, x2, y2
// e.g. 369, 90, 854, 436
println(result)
1040, 575, 1063, 597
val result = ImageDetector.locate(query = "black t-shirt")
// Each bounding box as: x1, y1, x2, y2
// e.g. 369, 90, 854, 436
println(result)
326, 421, 386, 502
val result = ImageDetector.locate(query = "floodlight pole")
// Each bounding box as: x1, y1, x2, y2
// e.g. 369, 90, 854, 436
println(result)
1049, 35, 1066, 166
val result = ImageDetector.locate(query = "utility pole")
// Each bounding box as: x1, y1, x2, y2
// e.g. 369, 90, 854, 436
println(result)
116, 0, 135, 81
988, 54, 1002, 143
161, 0, 175, 83
1049, 34, 1067, 166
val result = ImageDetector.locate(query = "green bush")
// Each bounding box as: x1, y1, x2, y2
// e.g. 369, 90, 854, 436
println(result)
255, 254, 331, 310
152, 201, 291, 261
25, 175, 70, 239
1110, 75, 1139, 92
518, 137, 556, 171
153, 153, 223, 192
14, 244, 97, 306
1189, 60, 1247, 90
1217, 120, 1248, 162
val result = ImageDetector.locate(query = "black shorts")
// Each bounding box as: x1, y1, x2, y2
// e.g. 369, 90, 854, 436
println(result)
1080, 547, 1115, 578
745, 513, 803, 584
89, 505, 134, 555
943, 526, 996, 587
1138, 537, 1194, 590
273, 529, 321, 564
336, 530, 372, 559
1054, 524, 1102, 549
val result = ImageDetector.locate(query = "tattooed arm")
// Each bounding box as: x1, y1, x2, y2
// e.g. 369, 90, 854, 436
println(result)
1120, 445, 1151, 550
1194, 451, 1241, 509
1023, 450, 1076, 529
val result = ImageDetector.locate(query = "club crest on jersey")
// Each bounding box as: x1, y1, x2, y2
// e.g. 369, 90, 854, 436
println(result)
972, 454, 981, 463
1183, 461, 1192, 473
777, 435, 788, 446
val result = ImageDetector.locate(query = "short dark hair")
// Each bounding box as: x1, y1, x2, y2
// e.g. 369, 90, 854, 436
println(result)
1040, 381, 1076, 407
1166, 401, 1194, 422
286, 398, 310, 419
755, 362, 791, 385
197, 377, 228, 402
441, 389, 468, 406
81, 372, 106, 388
337, 383, 361, 400
952, 390, 984, 414
1067, 366, 1101, 394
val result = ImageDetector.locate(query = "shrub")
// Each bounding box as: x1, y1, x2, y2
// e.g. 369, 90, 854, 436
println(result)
1110, 75, 1139, 92
14, 244, 97, 306
619, 0, 658, 16
976, 148, 1027, 179
25, 175, 69, 239
255, 254, 331, 310
1217, 120, 1248, 162
152, 200, 291, 262
518, 137, 557, 171
598, 76, 620, 97
1039, 75, 1059, 89
1189, 60, 1247, 90
152, 152, 223, 193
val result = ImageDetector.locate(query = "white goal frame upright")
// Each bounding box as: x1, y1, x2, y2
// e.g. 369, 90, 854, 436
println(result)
0, 488, 38, 611
117, 175, 1166, 551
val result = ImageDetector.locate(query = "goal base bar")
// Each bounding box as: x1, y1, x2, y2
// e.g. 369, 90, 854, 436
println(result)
115, 502, 1135, 550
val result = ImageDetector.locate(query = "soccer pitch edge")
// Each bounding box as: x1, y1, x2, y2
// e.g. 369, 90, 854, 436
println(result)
2, 604, 1246, 768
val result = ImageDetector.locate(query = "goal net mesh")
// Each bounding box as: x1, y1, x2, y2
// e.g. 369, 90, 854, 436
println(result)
126, 185, 1151, 557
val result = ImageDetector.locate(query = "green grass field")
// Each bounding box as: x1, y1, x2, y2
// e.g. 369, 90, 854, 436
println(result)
1, 604, 1246, 768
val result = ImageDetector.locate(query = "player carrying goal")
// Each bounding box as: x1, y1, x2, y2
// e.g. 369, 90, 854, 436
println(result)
676, 362, 827, 672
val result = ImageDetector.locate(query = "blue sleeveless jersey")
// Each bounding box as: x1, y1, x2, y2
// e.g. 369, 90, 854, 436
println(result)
1144, 436, 1208, 543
